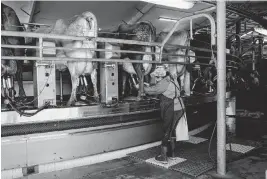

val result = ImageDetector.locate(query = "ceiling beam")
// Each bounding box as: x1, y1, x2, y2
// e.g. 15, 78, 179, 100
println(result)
127, 3, 154, 24
203, 1, 267, 29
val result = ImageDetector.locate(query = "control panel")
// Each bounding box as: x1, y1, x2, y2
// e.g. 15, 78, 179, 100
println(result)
99, 42, 120, 105
33, 41, 56, 107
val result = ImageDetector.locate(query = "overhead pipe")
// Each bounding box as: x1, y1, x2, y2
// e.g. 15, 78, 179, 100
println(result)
216, 1, 227, 176
159, 13, 216, 63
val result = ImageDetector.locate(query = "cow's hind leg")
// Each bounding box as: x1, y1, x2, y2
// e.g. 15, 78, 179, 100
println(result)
91, 68, 99, 103
138, 72, 145, 100
133, 63, 145, 101
67, 75, 79, 106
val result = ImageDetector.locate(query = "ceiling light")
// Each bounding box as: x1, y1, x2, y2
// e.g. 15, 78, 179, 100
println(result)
158, 17, 178, 22
141, 0, 195, 9
254, 28, 267, 36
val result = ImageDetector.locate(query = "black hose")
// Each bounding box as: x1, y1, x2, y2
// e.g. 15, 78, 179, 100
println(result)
4, 96, 50, 117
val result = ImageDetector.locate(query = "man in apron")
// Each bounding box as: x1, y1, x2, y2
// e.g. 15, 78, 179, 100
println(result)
143, 65, 188, 163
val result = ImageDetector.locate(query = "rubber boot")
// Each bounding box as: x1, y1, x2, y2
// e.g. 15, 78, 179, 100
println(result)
167, 138, 176, 159
155, 146, 168, 164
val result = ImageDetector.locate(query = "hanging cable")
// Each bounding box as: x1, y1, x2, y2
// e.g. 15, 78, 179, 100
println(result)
16, 63, 53, 106
3, 96, 50, 117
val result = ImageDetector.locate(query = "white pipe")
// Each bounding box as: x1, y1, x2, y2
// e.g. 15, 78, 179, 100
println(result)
190, 19, 193, 39
39, 37, 43, 58
216, 1, 227, 176
161, 13, 216, 47
1, 31, 161, 47
159, 13, 216, 63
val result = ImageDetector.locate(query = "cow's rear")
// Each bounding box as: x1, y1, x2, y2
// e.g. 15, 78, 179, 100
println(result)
50, 12, 98, 106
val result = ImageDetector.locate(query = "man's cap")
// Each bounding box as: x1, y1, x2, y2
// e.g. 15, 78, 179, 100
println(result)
150, 65, 168, 77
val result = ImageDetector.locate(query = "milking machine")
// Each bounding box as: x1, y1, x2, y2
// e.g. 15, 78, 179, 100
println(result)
1, 75, 16, 101
77, 75, 90, 102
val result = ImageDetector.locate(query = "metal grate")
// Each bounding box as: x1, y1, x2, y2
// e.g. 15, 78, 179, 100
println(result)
127, 137, 258, 177
226, 143, 255, 154
185, 136, 208, 144
146, 157, 186, 169
170, 160, 214, 177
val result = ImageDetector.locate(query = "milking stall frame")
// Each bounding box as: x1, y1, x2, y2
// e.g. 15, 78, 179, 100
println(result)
1, 1, 266, 179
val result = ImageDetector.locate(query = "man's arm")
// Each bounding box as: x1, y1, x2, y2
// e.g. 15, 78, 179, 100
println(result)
144, 77, 170, 95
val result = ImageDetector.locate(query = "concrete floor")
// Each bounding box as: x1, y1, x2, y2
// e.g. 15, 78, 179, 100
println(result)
19, 151, 267, 179
19, 157, 191, 179
223, 152, 267, 179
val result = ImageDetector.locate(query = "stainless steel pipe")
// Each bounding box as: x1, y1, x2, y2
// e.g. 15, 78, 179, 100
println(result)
216, 1, 227, 176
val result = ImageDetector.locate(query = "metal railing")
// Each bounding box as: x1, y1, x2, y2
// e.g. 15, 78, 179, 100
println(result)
1, 13, 217, 67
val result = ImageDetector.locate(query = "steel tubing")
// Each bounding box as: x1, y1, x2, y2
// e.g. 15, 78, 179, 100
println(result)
0, 43, 202, 59
1, 56, 238, 69
1, 30, 161, 47
216, 1, 227, 176
1, 43, 241, 62
161, 13, 216, 47
1, 44, 160, 56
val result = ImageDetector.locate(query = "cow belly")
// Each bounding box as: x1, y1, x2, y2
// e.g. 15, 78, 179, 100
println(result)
123, 62, 136, 75
64, 40, 95, 59
122, 58, 152, 75
68, 61, 93, 75
64, 41, 95, 75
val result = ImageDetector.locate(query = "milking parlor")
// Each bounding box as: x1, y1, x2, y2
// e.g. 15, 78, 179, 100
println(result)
1, 1, 267, 179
